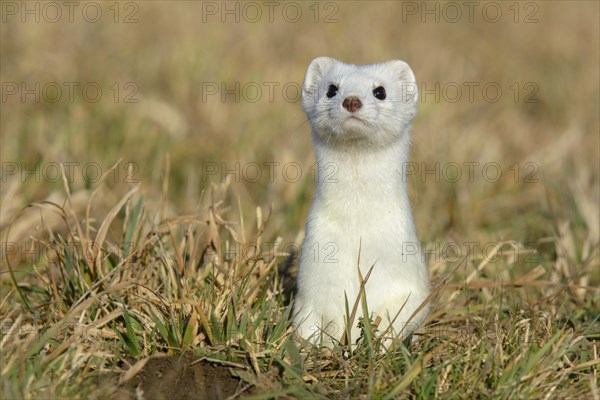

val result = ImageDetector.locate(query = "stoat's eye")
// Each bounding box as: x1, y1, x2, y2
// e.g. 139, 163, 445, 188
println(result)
326, 84, 338, 98
373, 86, 386, 100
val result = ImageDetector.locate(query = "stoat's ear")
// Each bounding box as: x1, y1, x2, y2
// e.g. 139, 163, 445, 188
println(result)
302, 57, 337, 96
386, 60, 419, 106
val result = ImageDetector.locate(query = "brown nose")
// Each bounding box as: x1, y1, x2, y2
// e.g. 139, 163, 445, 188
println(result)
342, 96, 362, 113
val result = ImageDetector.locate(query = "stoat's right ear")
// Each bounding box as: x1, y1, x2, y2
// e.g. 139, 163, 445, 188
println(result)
385, 60, 419, 106
302, 57, 337, 95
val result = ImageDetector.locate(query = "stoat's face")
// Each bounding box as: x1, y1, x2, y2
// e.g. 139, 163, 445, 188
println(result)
301, 57, 419, 148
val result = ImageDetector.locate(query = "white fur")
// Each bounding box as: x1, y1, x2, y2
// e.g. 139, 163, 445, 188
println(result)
294, 57, 430, 349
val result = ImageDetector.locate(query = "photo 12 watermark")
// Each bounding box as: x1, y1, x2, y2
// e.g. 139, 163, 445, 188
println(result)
0, 317, 112, 346
200, 1, 340, 24
1, 82, 139, 104
400, 1, 540, 24
408, 81, 540, 104
1, 1, 140, 23
200, 81, 301, 103
200, 161, 328, 184
1, 162, 139, 184
400, 161, 540, 184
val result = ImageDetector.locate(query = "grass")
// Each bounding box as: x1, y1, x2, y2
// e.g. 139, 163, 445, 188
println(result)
1, 1, 599, 399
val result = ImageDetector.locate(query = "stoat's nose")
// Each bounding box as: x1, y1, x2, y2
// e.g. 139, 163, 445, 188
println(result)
342, 96, 362, 113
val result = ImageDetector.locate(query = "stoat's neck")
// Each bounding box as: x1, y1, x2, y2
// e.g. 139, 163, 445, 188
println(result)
312, 133, 412, 209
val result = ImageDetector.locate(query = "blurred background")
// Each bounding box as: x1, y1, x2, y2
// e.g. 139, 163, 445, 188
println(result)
1, 1, 598, 271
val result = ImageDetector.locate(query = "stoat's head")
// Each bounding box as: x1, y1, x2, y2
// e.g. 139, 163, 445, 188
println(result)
301, 57, 419, 148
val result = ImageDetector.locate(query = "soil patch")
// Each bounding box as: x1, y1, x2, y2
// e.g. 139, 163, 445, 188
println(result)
120, 352, 254, 400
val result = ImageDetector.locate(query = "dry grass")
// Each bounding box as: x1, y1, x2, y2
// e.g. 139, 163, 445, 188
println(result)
1, 1, 599, 399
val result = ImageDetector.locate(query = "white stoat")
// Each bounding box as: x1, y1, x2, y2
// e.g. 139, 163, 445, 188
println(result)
293, 57, 430, 349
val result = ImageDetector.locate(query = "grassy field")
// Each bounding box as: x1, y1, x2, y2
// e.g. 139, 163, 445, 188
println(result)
1, 1, 599, 399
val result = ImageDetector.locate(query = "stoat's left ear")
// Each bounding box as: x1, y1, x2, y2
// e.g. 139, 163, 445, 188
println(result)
386, 60, 419, 106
